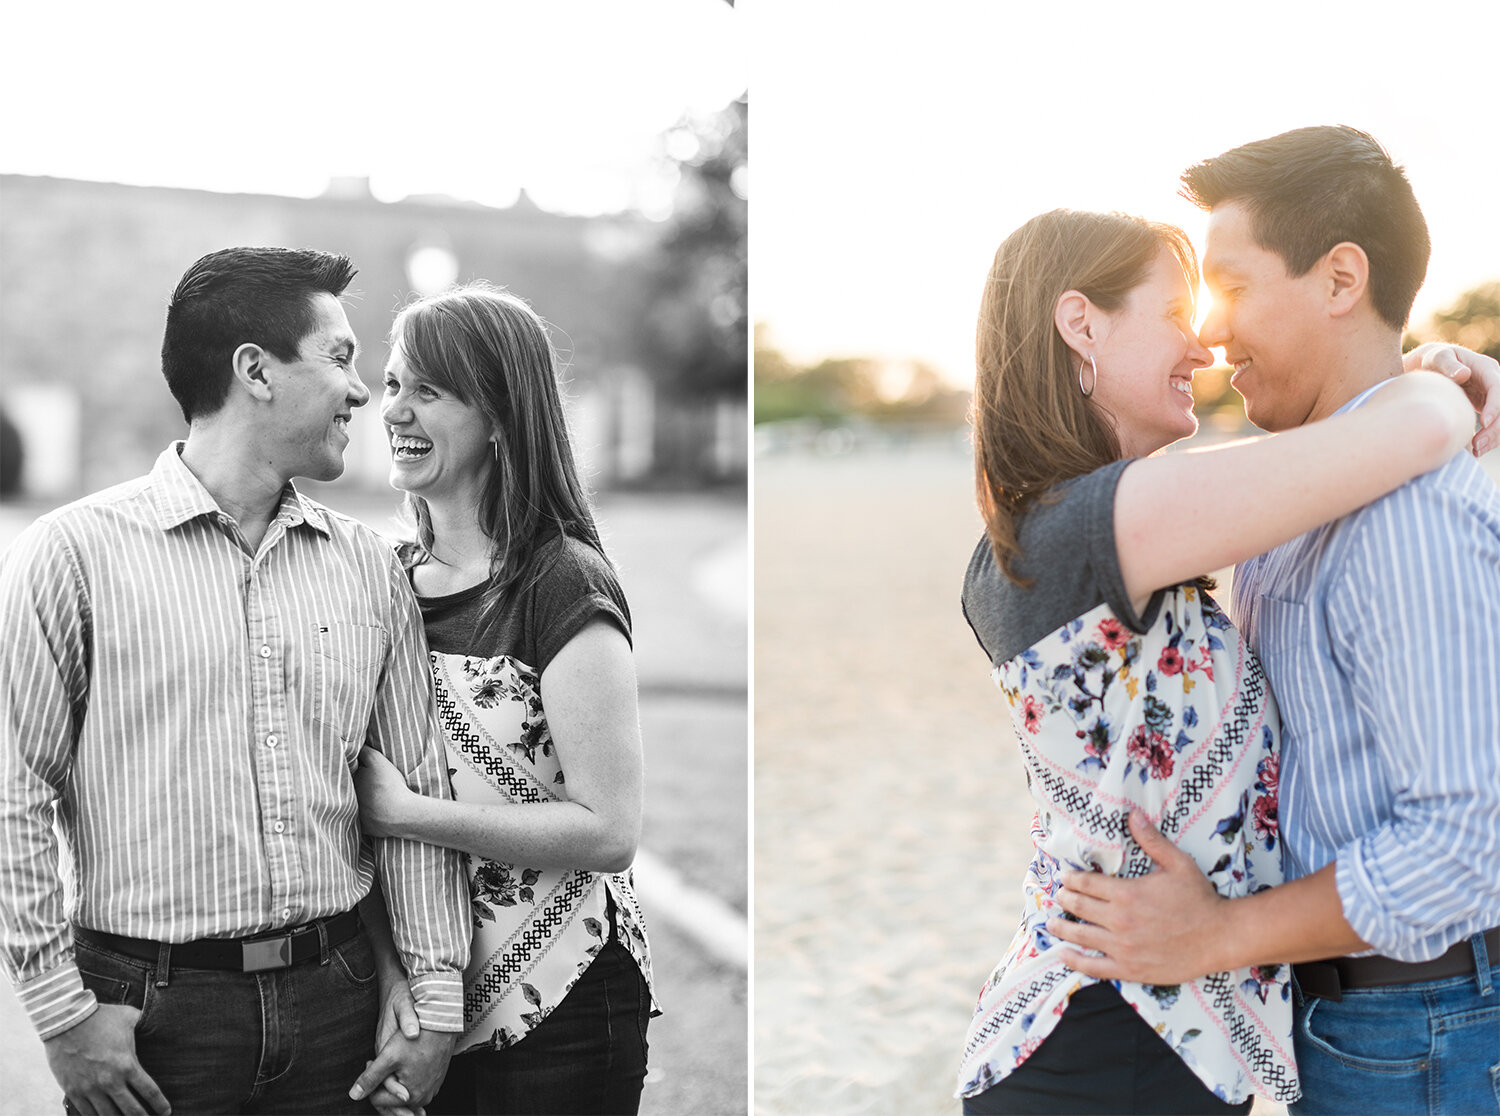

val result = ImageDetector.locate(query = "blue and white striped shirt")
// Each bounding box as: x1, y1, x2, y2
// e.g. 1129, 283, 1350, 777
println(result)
1233, 382, 1500, 962
0, 444, 470, 1039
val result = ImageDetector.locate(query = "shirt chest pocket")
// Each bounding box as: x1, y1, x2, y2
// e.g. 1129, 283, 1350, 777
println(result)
310, 622, 388, 752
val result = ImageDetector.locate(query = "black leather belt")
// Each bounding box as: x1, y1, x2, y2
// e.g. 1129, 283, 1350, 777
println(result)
1294, 926, 1500, 1002
75, 908, 361, 973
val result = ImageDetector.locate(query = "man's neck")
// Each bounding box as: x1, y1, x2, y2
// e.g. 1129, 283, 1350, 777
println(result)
1301, 325, 1405, 426
180, 425, 289, 551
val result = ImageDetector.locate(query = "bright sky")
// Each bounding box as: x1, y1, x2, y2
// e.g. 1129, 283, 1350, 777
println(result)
0, 0, 744, 218
751, 1, 1500, 384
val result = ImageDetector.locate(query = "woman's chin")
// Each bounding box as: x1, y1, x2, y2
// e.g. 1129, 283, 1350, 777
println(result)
388, 461, 427, 495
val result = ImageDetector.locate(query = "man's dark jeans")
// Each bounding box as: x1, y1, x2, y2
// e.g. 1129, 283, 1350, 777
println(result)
71, 929, 379, 1114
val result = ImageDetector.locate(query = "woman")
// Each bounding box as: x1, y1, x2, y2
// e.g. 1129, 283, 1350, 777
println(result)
355, 283, 657, 1115
955, 209, 1480, 1114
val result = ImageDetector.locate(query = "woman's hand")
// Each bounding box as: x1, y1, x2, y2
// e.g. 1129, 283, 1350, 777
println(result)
354, 745, 416, 839
1404, 341, 1500, 455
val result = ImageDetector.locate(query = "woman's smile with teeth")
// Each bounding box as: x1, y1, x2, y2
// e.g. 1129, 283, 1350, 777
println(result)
391, 434, 434, 460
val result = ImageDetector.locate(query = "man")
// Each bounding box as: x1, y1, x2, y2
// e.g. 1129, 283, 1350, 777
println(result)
0, 247, 470, 1115
1046, 126, 1500, 1113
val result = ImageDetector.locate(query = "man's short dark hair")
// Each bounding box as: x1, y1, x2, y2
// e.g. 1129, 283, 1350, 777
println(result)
162, 247, 357, 421
1180, 125, 1430, 330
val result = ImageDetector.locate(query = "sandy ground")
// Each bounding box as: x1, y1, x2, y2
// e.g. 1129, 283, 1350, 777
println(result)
754, 446, 1030, 1116
0, 487, 748, 1115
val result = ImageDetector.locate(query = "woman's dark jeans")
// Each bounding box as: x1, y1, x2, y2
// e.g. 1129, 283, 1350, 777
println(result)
431, 940, 651, 1116
71, 930, 379, 1114
962, 982, 1254, 1115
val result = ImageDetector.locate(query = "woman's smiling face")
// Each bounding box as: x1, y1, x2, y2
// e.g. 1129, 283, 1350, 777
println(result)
1088, 246, 1214, 458
379, 344, 496, 504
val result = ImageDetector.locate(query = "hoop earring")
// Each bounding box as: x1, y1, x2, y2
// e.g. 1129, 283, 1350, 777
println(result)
1079, 353, 1098, 398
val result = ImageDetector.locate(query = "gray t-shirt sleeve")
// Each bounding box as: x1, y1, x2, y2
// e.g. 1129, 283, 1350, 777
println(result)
961, 459, 1164, 666
527, 536, 632, 678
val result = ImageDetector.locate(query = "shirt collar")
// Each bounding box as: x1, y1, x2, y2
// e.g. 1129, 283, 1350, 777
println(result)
1333, 379, 1394, 417
148, 442, 331, 538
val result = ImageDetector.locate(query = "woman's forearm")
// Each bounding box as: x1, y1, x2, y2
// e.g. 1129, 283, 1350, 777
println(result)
393, 794, 640, 875
1115, 370, 1473, 604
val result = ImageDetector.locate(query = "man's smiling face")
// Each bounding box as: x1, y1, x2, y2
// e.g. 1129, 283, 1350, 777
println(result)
1198, 200, 1331, 432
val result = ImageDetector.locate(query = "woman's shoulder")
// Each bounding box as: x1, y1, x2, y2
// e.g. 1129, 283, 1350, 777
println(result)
531, 531, 623, 594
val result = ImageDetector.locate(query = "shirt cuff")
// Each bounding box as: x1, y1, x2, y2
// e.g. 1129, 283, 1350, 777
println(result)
409, 971, 464, 1033
17, 961, 99, 1040
1335, 841, 1447, 962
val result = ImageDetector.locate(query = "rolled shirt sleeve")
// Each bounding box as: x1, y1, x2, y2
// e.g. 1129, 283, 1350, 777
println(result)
1326, 472, 1500, 959
0, 519, 99, 1038
367, 554, 471, 1030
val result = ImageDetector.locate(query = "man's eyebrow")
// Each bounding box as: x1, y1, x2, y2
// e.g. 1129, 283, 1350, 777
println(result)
330, 336, 359, 359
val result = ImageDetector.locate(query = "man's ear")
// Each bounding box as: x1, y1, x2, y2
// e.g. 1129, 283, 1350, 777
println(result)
1322, 242, 1370, 319
231, 342, 274, 402
1054, 289, 1100, 359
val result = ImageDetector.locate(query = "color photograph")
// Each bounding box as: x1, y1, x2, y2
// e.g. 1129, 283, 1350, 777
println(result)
753, 4, 1500, 1115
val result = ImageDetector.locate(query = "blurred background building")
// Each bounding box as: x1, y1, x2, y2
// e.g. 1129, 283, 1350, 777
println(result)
0, 99, 746, 499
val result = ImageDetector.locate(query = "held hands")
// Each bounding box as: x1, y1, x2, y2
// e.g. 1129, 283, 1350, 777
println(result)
1405, 341, 1500, 456
362, 960, 428, 1114
44, 1004, 171, 1116
354, 746, 415, 839
1045, 810, 1228, 987
349, 1026, 456, 1116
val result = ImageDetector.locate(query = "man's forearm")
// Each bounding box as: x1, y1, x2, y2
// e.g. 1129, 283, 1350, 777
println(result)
1216, 863, 1370, 970
374, 835, 469, 1032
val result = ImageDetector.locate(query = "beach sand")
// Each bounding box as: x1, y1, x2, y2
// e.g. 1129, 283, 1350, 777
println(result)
755, 445, 1033, 1116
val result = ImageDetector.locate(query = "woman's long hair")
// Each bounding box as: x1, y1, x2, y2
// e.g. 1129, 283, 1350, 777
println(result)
972, 210, 1198, 585
391, 283, 607, 630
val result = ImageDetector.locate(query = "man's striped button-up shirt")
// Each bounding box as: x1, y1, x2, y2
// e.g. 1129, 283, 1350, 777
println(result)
0, 445, 469, 1038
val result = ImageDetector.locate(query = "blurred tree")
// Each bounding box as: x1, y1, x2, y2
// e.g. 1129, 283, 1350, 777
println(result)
0, 407, 22, 497
1405, 281, 1500, 361
753, 325, 970, 426
634, 97, 748, 400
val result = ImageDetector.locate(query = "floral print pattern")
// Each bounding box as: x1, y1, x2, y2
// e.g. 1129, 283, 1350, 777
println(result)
432, 651, 657, 1055
958, 587, 1298, 1106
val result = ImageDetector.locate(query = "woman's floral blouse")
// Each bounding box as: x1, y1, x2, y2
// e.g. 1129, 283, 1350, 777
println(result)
957, 585, 1298, 1107
434, 648, 657, 1055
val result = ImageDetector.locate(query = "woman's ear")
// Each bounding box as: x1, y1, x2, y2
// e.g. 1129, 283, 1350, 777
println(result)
1054, 290, 1097, 359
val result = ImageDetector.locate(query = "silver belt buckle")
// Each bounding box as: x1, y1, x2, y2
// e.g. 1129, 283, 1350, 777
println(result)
242, 935, 294, 972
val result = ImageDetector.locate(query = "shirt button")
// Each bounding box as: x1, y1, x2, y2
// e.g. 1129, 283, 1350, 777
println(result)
273, 821, 285, 834
282, 908, 292, 921
259, 645, 271, 658
266, 734, 279, 748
